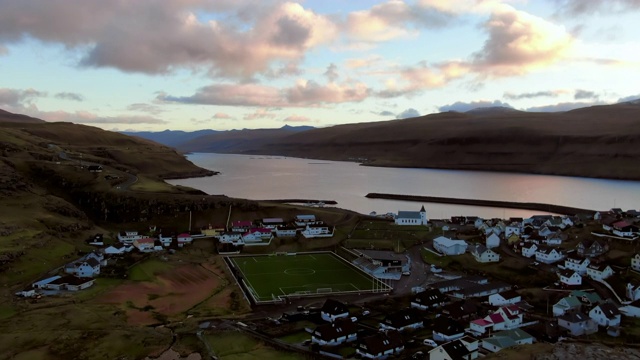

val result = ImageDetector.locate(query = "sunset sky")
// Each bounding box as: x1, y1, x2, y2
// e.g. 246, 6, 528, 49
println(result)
1, 0, 639, 131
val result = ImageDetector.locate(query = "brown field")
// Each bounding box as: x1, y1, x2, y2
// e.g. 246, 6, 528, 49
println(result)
97, 264, 222, 325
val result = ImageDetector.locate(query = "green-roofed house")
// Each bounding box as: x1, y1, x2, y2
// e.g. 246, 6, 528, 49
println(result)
570, 290, 602, 306
552, 296, 581, 317
482, 329, 534, 353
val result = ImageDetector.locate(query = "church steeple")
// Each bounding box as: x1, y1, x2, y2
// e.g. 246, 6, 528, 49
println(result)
420, 205, 426, 212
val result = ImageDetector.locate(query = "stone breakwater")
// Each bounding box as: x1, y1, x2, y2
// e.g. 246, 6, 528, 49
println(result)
365, 193, 595, 216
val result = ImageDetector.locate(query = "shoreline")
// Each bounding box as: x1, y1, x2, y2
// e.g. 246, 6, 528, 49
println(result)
261, 199, 338, 205
365, 193, 596, 216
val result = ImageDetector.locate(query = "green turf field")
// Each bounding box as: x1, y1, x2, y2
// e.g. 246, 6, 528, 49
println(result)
229, 252, 389, 302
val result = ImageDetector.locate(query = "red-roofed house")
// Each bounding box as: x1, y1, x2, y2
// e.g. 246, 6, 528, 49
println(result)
177, 233, 193, 247
133, 237, 155, 252
612, 221, 639, 238
231, 221, 253, 232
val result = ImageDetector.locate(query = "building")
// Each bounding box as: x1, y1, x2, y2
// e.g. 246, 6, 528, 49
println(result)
626, 280, 640, 301
433, 236, 468, 256
535, 247, 564, 264
576, 239, 608, 258
380, 308, 424, 332
321, 299, 350, 323
429, 337, 479, 360
570, 290, 602, 306
521, 244, 537, 258
177, 233, 193, 247
311, 318, 357, 346
411, 288, 448, 310
65, 258, 101, 278
217, 232, 244, 246
488, 290, 522, 307
294, 214, 318, 227
564, 255, 590, 275
432, 317, 465, 342
301, 224, 334, 238
558, 270, 582, 287
482, 329, 534, 353
231, 220, 253, 232
632, 253, 640, 272
45, 275, 95, 291
586, 263, 614, 281
356, 331, 404, 359
133, 237, 155, 252
470, 244, 500, 263
553, 296, 582, 316
87, 165, 103, 172
557, 312, 597, 336
450, 281, 511, 299
394, 206, 428, 226
261, 218, 285, 229
486, 233, 500, 249
103, 243, 132, 255
589, 303, 621, 328
117, 230, 143, 244
611, 221, 639, 238
275, 225, 298, 237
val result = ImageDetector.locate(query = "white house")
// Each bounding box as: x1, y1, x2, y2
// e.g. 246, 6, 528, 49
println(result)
627, 281, 640, 301
471, 244, 500, 263
432, 317, 465, 342
395, 206, 428, 226
558, 312, 598, 336
489, 290, 521, 307
521, 244, 537, 258
486, 233, 500, 249
429, 338, 479, 360
261, 218, 284, 229
275, 225, 298, 237
632, 253, 640, 272
535, 247, 564, 264
321, 299, 349, 323
433, 236, 468, 256
231, 220, 253, 232
505, 224, 521, 238
586, 263, 614, 281
117, 230, 143, 244
158, 233, 173, 247
564, 255, 590, 275
553, 296, 582, 316
558, 269, 582, 287
294, 215, 318, 227
302, 224, 334, 238
312, 318, 358, 346
589, 303, 621, 327
612, 220, 639, 238
217, 232, 244, 246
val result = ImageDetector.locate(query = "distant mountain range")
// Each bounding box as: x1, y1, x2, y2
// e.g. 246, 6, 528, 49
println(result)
124, 125, 314, 153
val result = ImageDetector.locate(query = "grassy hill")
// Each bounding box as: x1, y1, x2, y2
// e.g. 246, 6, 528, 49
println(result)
251, 103, 640, 180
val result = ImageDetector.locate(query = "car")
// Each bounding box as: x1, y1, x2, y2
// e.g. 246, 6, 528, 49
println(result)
532, 261, 540, 266
362, 309, 371, 316
351, 316, 358, 322
423, 339, 437, 347
402, 271, 411, 276
430, 265, 443, 273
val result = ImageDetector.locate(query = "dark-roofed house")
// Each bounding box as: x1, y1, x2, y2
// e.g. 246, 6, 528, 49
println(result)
558, 269, 582, 287
450, 281, 512, 299
356, 331, 404, 359
380, 308, 424, 332
45, 275, 95, 291
64, 257, 100, 278
589, 303, 621, 328
432, 317, 465, 342
429, 337, 479, 360
564, 254, 590, 275
576, 239, 608, 258
311, 318, 358, 346
586, 263, 614, 281
442, 300, 481, 321
321, 299, 349, 322
411, 288, 448, 310
557, 312, 597, 336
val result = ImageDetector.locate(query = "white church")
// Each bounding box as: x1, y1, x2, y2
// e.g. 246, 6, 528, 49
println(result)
395, 206, 428, 226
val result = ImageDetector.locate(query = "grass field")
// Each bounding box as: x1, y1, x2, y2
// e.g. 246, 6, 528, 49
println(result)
229, 253, 387, 302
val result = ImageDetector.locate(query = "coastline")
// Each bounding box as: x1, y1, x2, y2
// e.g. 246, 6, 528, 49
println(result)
365, 193, 596, 216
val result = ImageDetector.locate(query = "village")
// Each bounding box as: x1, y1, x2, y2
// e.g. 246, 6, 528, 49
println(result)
14, 204, 640, 360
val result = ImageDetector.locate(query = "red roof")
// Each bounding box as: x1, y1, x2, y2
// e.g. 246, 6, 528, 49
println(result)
232, 221, 252, 227
471, 319, 492, 326
136, 237, 155, 244
488, 313, 505, 324
613, 221, 632, 228
177, 233, 191, 238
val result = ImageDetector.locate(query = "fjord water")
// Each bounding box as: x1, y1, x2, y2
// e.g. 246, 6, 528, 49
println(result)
168, 153, 640, 218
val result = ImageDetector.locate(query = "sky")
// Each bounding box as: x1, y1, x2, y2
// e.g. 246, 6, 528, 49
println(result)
0, 0, 639, 132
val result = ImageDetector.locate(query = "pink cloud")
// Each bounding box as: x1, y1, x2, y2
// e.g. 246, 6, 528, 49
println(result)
282, 115, 311, 123
212, 112, 233, 119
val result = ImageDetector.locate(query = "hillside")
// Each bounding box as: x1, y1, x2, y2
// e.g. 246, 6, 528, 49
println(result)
250, 102, 640, 180
122, 129, 219, 148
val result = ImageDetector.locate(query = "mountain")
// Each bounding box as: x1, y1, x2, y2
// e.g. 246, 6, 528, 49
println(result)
174, 125, 315, 153
248, 102, 640, 180
122, 129, 219, 148
0, 109, 46, 123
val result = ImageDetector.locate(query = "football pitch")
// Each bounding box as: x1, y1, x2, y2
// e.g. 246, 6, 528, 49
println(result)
229, 252, 390, 302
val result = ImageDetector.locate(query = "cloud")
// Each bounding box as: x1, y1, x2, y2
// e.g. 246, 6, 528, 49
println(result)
396, 108, 421, 119
159, 79, 370, 107
345, 55, 382, 69
243, 108, 276, 120
504, 90, 566, 100
324, 63, 339, 83
418, 0, 503, 14
127, 103, 165, 115
0, 45, 7, 56
55, 92, 84, 101
553, 0, 640, 15
27, 108, 168, 124
212, 112, 233, 119
375, 60, 470, 98
283, 115, 311, 123
525, 101, 606, 112
438, 99, 512, 112
0, 1, 338, 78
471, 6, 574, 76
376, 110, 395, 116
345, 0, 452, 43
0, 88, 46, 107
574, 89, 599, 100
